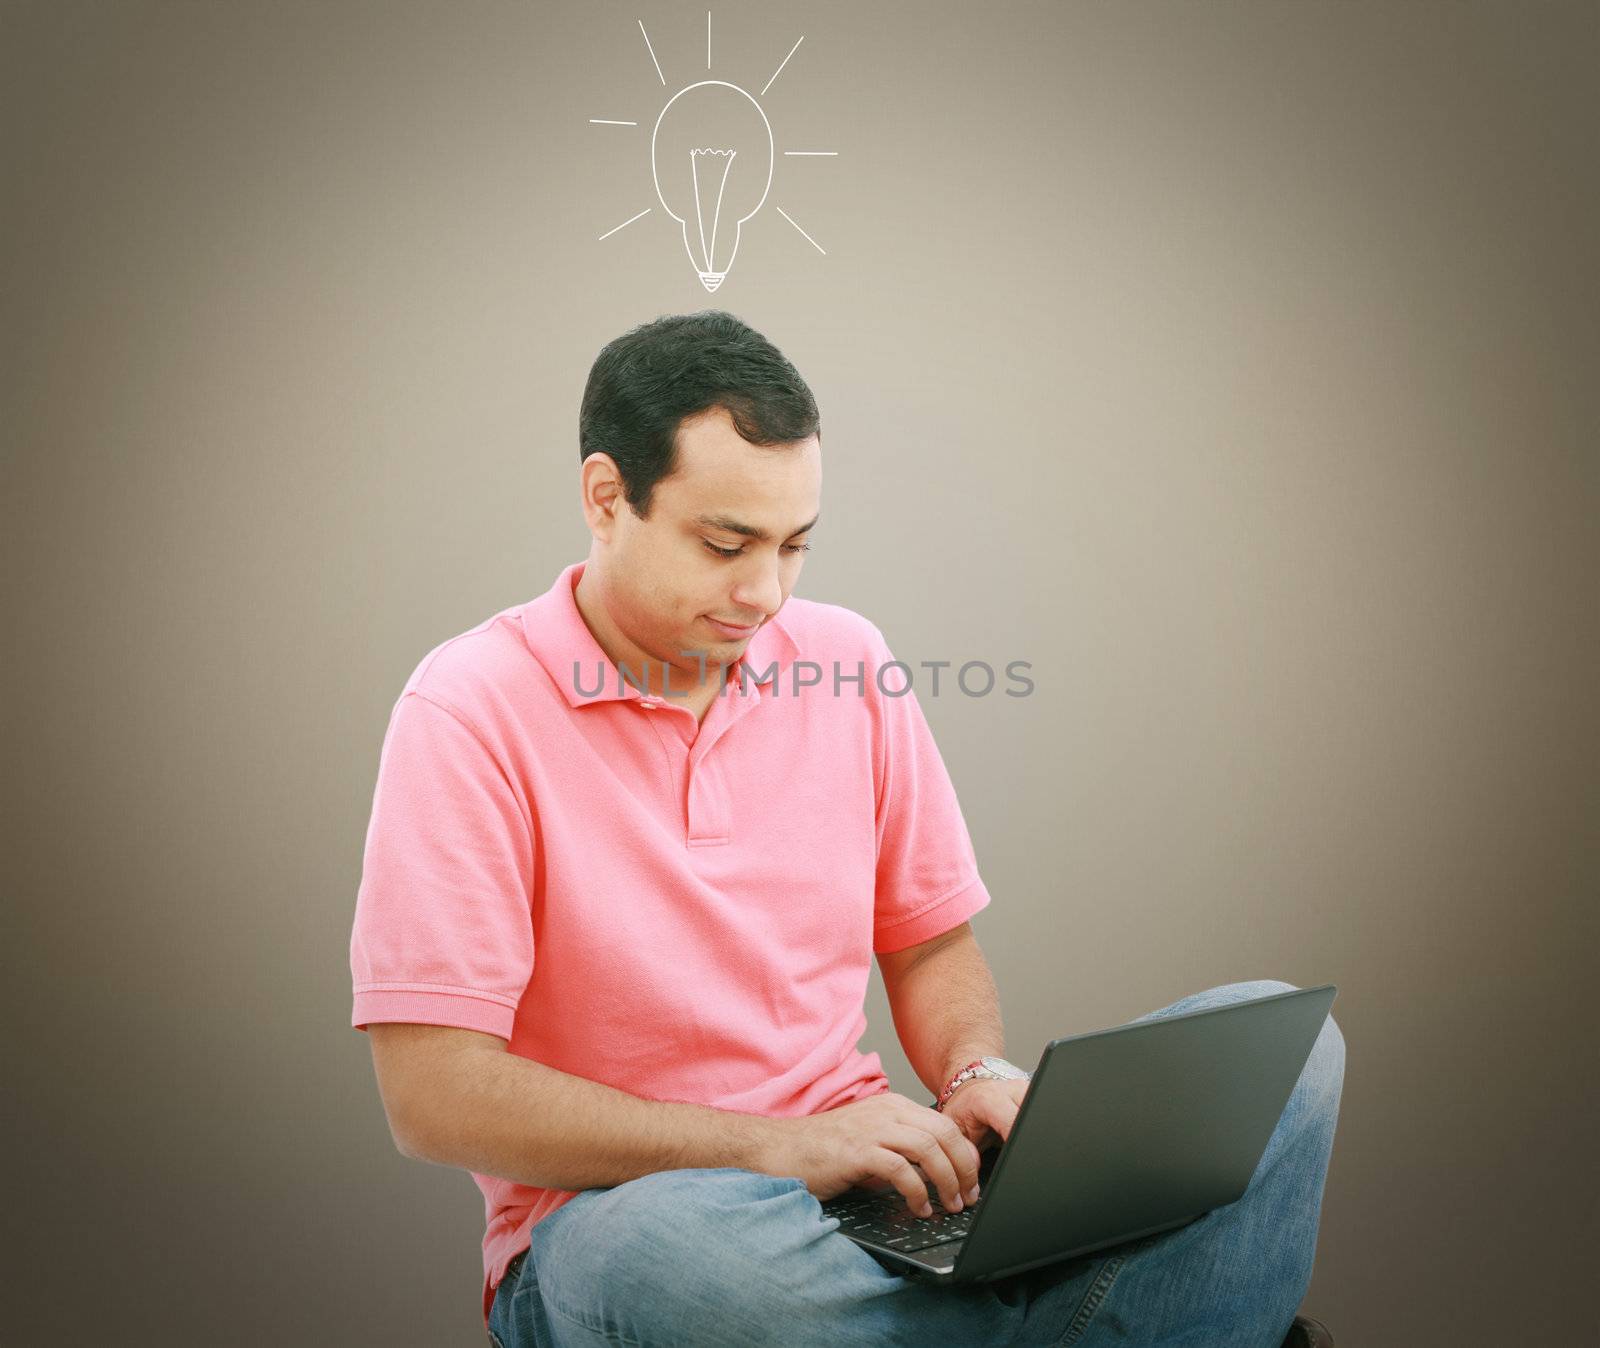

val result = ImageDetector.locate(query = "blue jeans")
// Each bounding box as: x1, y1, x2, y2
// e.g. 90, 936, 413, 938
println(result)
488, 980, 1344, 1347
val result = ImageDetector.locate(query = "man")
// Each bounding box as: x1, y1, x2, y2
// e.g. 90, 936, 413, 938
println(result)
349, 311, 1343, 1347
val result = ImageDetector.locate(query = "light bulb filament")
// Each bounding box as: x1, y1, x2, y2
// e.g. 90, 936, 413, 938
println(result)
689, 148, 737, 275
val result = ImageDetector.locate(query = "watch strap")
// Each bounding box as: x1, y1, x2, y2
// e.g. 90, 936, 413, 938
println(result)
934, 1056, 1031, 1111
935, 1058, 990, 1111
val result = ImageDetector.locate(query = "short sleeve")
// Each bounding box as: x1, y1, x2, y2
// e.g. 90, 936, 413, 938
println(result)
349, 691, 535, 1039
866, 625, 993, 953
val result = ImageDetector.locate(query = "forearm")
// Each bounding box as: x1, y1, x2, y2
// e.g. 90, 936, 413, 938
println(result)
408, 1050, 780, 1191
884, 937, 1007, 1097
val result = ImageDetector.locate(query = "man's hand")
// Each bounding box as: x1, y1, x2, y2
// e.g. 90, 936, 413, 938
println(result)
758, 1091, 984, 1217
938, 1077, 1028, 1154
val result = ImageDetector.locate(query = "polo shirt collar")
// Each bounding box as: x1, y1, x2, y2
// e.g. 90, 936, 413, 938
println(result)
520, 560, 801, 709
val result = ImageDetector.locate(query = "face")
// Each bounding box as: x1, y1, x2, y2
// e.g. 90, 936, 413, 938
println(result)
583, 405, 822, 678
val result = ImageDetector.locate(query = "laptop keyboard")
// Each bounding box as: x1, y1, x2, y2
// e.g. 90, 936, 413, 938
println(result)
823, 1187, 983, 1253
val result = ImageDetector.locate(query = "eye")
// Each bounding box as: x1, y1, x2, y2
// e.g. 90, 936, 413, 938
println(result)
700, 539, 813, 559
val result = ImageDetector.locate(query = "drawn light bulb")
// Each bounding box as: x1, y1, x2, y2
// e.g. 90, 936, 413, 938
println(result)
651, 80, 773, 292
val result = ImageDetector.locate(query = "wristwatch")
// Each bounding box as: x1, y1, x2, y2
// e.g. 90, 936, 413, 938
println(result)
934, 1055, 1031, 1111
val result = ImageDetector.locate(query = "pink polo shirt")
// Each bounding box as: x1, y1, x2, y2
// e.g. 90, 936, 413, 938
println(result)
349, 560, 992, 1327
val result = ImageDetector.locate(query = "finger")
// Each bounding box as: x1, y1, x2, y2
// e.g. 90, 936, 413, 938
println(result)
942, 1105, 987, 1152
926, 1111, 983, 1201
881, 1126, 955, 1213
993, 1097, 1022, 1143
866, 1146, 936, 1217
899, 1099, 982, 1199
888, 1123, 967, 1213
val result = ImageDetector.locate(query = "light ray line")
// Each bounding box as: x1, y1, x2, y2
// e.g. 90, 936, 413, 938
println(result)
598, 207, 652, 242
590, 119, 639, 126
783, 151, 837, 156
707, 11, 711, 69
775, 206, 825, 255
761, 35, 803, 97
638, 19, 665, 84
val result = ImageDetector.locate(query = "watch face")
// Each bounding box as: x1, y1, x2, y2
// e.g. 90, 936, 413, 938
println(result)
980, 1056, 1029, 1079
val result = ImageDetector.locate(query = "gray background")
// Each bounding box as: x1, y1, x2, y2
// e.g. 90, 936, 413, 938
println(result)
6, 1, 1596, 1343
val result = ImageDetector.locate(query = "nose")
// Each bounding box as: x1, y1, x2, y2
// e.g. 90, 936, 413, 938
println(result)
730, 553, 784, 619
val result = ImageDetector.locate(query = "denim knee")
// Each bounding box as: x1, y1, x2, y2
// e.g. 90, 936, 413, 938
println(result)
529, 1167, 852, 1344
1303, 1007, 1346, 1106
1216, 978, 1299, 1001
1219, 981, 1343, 1099
551, 1167, 798, 1269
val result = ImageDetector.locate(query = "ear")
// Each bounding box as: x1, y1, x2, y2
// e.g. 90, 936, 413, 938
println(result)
580, 454, 625, 542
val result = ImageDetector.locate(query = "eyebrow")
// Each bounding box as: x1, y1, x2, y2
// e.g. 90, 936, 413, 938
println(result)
694, 511, 820, 543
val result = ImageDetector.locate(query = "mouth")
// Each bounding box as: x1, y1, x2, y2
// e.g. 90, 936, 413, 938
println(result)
703, 616, 761, 640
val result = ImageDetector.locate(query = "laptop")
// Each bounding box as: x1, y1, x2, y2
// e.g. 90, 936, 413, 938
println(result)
820, 982, 1338, 1283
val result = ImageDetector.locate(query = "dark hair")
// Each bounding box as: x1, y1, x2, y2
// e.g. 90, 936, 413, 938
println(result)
579, 310, 821, 515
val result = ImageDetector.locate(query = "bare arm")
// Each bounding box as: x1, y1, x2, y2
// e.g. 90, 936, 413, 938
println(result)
367, 1023, 779, 1190
878, 922, 1007, 1096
